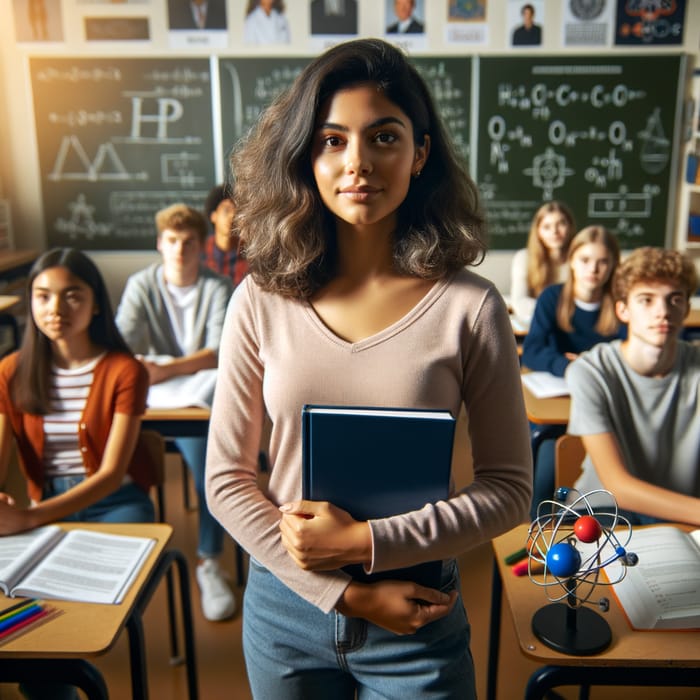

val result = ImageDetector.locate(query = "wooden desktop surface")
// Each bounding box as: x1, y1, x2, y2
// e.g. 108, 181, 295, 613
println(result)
0, 522, 172, 658
686, 306, 700, 328
521, 379, 570, 425
143, 407, 210, 422
0, 250, 38, 278
142, 406, 211, 438
0, 295, 20, 313
492, 523, 700, 667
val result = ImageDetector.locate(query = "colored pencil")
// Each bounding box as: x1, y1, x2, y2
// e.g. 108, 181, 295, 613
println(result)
0, 598, 38, 622
0, 606, 58, 645
0, 603, 43, 633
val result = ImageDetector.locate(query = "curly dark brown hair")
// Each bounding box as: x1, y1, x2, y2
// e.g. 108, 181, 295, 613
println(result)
229, 38, 486, 299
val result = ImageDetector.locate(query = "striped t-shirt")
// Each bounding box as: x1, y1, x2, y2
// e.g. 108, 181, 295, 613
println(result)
43, 354, 105, 478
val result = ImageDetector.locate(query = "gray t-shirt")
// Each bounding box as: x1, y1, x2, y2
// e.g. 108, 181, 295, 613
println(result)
566, 339, 700, 498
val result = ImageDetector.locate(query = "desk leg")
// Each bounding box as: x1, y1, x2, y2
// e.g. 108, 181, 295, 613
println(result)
127, 611, 149, 699
525, 665, 700, 700
128, 548, 199, 700
486, 557, 502, 700
0, 658, 108, 700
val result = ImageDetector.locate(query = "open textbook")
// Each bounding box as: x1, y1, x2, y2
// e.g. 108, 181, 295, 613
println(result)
0, 526, 155, 604
521, 371, 569, 398
609, 526, 700, 630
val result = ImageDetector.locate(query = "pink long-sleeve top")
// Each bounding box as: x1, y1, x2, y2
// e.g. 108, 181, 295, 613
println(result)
206, 267, 532, 613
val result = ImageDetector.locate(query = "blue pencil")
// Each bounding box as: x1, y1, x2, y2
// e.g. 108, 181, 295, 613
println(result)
0, 603, 43, 633
0, 599, 38, 622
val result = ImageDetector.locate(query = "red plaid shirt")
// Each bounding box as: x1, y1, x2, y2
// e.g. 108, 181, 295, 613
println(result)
201, 235, 249, 286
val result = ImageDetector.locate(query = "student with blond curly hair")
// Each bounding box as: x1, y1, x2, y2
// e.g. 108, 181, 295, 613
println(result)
568, 247, 700, 526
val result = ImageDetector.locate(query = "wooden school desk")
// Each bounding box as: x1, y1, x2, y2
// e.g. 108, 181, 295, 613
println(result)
0, 522, 198, 700
0, 295, 20, 313
142, 406, 211, 438
0, 249, 38, 282
487, 524, 700, 700
521, 377, 570, 425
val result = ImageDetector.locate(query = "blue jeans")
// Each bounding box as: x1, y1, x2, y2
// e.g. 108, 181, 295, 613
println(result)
42, 475, 155, 523
242, 558, 476, 700
173, 436, 224, 559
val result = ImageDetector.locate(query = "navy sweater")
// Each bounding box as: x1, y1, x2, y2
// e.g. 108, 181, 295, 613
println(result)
521, 284, 622, 377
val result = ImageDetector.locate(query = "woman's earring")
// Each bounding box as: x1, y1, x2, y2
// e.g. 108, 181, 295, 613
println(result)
413, 170, 421, 178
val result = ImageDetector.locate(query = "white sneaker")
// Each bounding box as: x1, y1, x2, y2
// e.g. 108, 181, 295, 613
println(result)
196, 558, 236, 621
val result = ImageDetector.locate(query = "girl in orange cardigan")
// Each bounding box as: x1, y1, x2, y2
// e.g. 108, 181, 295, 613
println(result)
0, 248, 155, 536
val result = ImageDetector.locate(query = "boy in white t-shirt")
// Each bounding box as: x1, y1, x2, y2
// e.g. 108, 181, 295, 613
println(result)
116, 203, 236, 620
566, 247, 700, 527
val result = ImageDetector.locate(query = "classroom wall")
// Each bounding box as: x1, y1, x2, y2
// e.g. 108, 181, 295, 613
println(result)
1, 0, 699, 307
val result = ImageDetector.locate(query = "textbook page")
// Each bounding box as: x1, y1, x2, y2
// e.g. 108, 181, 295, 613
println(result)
0, 525, 63, 596
11, 529, 156, 604
521, 371, 570, 398
610, 526, 700, 630
146, 367, 217, 409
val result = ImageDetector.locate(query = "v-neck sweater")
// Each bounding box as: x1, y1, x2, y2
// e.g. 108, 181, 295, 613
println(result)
206, 267, 532, 612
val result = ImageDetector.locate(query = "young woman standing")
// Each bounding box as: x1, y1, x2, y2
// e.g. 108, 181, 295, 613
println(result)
206, 38, 532, 699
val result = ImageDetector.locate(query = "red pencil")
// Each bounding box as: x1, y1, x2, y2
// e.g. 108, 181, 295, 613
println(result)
0, 605, 55, 643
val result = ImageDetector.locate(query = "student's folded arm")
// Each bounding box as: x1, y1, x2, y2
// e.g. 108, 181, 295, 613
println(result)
582, 432, 700, 527
150, 349, 218, 383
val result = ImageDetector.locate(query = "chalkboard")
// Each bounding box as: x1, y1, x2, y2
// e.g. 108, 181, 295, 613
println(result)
218, 56, 471, 176
30, 54, 684, 252
218, 57, 310, 172
476, 55, 685, 249
30, 58, 216, 251
412, 57, 471, 162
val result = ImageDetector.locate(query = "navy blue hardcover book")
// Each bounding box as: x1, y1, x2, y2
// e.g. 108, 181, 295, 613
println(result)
301, 405, 455, 590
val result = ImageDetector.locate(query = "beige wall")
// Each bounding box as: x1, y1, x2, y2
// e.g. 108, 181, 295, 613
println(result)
1, 0, 699, 307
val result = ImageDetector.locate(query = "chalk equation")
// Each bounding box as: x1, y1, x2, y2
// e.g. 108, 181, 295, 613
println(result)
31, 57, 216, 250
477, 55, 683, 249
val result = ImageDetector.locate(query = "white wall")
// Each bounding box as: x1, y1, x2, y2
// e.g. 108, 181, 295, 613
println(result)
1, 0, 699, 307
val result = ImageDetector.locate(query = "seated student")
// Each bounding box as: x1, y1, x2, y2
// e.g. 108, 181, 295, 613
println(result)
522, 224, 621, 378
522, 225, 622, 518
0, 247, 155, 532
509, 200, 575, 324
0, 247, 155, 700
567, 247, 700, 527
201, 183, 249, 287
116, 203, 236, 622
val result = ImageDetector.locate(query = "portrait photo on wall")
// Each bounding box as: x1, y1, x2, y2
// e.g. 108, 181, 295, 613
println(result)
509, 0, 543, 46
244, 0, 291, 45
385, 0, 425, 34
167, 0, 228, 30
310, 0, 358, 36
13, 0, 64, 43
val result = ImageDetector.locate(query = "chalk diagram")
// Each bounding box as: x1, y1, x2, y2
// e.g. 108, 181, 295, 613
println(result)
49, 135, 147, 182
54, 193, 112, 240
161, 152, 203, 187
523, 147, 575, 200
638, 108, 669, 175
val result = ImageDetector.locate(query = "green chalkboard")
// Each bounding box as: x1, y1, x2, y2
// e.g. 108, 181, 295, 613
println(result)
218, 57, 310, 171
476, 54, 685, 249
30, 57, 215, 251
412, 57, 471, 162
218, 56, 471, 174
